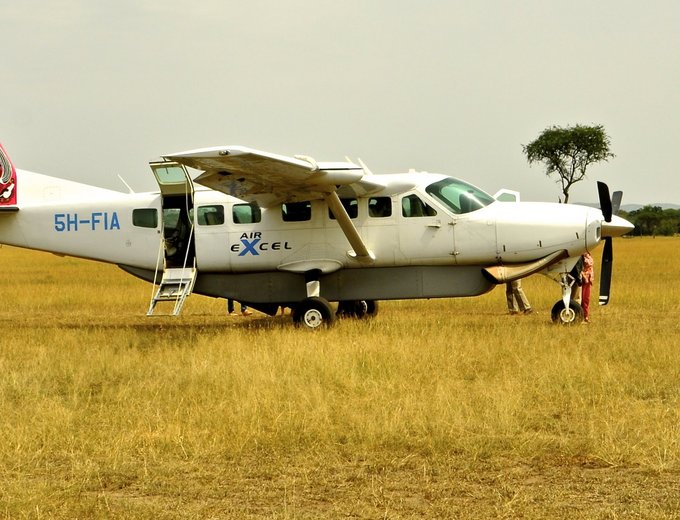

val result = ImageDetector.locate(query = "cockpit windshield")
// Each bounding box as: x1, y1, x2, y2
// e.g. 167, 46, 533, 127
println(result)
425, 177, 495, 215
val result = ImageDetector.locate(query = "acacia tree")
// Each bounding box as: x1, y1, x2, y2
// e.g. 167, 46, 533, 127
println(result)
523, 124, 614, 203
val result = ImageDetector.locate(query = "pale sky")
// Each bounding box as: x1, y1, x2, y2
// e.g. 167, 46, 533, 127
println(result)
2, 0, 679, 205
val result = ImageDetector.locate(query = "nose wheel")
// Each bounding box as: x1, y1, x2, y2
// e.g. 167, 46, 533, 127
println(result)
551, 300, 584, 324
551, 271, 584, 324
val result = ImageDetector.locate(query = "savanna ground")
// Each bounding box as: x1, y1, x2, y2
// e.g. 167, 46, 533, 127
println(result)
1, 237, 679, 519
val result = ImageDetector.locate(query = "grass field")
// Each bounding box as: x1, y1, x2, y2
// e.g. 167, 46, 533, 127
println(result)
1, 237, 679, 519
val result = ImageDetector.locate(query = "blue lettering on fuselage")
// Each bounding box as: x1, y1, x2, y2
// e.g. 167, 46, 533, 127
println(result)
231, 232, 292, 255
239, 238, 261, 256
54, 212, 121, 232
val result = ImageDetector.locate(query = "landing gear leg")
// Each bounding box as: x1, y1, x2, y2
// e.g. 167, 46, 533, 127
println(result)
560, 273, 572, 311
292, 269, 336, 329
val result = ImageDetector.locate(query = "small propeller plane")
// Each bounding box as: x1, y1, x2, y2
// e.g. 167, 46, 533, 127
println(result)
0, 142, 633, 328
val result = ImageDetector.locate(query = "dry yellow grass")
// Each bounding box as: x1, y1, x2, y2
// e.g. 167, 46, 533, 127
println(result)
1, 238, 679, 518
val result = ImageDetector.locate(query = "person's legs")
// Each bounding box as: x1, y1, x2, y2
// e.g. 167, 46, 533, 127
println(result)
582, 283, 591, 322
506, 283, 518, 314
514, 283, 532, 313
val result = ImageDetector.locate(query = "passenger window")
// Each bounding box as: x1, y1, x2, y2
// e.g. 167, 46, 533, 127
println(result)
401, 195, 437, 218
368, 197, 392, 218
282, 201, 311, 222
328, 198, 358, 219
197, 205, 225, 226
233, 203, 261, 224
132, 208, 158, 228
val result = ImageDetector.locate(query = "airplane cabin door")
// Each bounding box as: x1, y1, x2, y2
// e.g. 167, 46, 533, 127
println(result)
397, 193, 454, 264
149, 161, 195, 269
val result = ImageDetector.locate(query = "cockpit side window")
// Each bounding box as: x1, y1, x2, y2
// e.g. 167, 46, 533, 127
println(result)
426, 178, 494, 215
401, 194, 437, 218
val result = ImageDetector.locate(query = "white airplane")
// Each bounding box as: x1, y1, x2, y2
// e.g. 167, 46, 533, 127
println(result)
0, 142, 633, 328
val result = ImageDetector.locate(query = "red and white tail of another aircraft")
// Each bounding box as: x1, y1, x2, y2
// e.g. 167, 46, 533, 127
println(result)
0, 142, 633, 327
0, 143, 18, 207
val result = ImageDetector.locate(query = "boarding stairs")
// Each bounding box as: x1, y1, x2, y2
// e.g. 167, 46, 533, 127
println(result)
147, 266, 197, 316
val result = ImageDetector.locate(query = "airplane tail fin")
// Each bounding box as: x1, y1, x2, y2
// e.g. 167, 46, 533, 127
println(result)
0, 143, 18, 206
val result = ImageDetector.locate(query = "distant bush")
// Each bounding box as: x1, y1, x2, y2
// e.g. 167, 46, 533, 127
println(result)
621, 206, 680, 236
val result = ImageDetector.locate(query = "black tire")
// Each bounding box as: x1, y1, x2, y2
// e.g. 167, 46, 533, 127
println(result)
336, 300, 379, 319
293, 297, 336, 329
361, 300, 379, 318
336, 300, 354, 318
551, 300, 584, 325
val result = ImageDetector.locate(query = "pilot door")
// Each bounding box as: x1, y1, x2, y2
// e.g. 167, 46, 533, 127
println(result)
147, 161, 197, 316
150, 161, 196, 269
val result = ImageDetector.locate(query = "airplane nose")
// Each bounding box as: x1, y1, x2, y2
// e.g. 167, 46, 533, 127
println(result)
601, 214, 634, 238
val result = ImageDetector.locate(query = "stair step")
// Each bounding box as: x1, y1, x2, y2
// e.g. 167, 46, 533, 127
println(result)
147, 266, 197, 317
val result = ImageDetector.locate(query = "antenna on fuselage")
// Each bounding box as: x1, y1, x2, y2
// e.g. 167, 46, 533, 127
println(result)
345, 157, 374, 176
117, 174, 135, 194
357, 158, 373, 176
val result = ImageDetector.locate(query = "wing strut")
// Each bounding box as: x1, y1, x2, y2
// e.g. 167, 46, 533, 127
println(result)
325, 191, 375, 264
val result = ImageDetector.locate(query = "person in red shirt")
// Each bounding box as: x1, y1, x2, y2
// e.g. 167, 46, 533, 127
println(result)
581, 252, 595, 323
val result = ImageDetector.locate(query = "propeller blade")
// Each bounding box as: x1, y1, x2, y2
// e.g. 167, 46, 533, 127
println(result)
611, 190, 623, 215
597, 181, 612, 222
599, 237, 613, 305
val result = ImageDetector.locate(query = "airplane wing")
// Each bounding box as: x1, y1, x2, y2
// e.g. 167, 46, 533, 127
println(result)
165, 146, 366, 207
165, 145, 382, 263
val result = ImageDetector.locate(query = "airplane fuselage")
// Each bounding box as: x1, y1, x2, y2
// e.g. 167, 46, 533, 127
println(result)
0, 139, 634, 326
0, 167, 614, 310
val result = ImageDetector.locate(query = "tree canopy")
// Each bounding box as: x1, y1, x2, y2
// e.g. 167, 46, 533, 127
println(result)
622, 206, 680, 236
523, 124, 614, 203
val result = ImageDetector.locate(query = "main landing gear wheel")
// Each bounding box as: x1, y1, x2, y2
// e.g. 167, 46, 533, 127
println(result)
551, 300, 584, 325
336, 300, 379, 319
293, 297, 336, 329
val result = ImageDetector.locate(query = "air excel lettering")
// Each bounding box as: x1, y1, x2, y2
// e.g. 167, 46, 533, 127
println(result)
231, 232, 292, 256
54, 212, 121, 232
